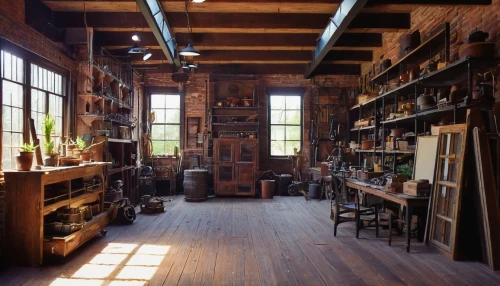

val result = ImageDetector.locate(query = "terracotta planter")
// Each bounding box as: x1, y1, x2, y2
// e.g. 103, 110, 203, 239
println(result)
44, 153, 60, 167
72, 148, 82, 158
16, 152, 34, 171
80, 151, 93, 162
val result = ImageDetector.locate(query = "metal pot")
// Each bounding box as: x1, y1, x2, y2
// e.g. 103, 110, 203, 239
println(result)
380, 59, 392, 73
399, 30, 421, 55
467, 30, 489, 43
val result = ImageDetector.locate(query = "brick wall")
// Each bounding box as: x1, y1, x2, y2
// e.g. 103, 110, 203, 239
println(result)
144, 72, 358, 176
0, 0, 75, 71
361, 0, 500, 76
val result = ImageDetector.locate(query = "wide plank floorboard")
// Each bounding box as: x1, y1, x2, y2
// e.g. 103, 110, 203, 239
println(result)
1, 196, 499, 286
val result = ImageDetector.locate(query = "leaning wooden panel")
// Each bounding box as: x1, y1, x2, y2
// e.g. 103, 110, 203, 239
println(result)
429, 124, 468, 259
473, 127, 500, 270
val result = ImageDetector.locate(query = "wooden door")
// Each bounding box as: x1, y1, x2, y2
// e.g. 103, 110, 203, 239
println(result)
430, 124, 467, 259
235, 163, 254, 196
215, 139, 235, 164
216, 163, 235, 195
236, 140, 256, 163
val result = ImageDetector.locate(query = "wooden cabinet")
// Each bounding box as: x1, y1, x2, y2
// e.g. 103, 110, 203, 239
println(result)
3, 163, 110, 266
214, 138, 258, 196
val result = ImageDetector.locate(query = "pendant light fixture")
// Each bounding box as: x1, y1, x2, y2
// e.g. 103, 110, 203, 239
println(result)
192, 0, 205, 3
179, 0, 200, 57
143, 52, 152, 61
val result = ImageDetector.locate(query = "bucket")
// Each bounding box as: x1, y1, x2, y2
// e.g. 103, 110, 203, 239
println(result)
308, 183, 320, 199
184, 169, 208, 202
261, 180, 274, 199
279, 174, 293, 196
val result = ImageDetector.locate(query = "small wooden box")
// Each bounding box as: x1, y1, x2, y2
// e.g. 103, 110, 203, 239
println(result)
403, 180, 431, 197
320, 163, 329, 176
357, 171, 384, 180
386, 141, 408, 151
386, 174, 408, 184
384, 182, 403, 193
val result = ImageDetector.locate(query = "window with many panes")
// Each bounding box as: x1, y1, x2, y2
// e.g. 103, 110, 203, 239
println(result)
151, 94, 180, 155
2, 51, 25, 170
31, 63, 64, 154
1, 46, 66, 170
269, 95, 302, 156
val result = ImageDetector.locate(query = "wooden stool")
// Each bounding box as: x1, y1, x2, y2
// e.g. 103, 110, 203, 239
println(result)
320, 175, 333, 200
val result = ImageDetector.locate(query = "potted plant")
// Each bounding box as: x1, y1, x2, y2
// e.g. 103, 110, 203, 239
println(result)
16, 143, 38, 171
74, 136, 93, 162
42, 113, 59, 166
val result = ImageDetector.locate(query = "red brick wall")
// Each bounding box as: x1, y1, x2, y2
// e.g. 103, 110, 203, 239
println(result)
144, 72, 358, 176
0, 0, 75, 71
361, 0, 500, 76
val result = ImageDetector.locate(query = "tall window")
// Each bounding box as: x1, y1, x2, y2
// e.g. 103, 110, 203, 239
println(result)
1, 45, 66, 170
269, 95, 302, 156
31, 63, 64, 154
2, 51, 25, 170
151, 94, 180, 155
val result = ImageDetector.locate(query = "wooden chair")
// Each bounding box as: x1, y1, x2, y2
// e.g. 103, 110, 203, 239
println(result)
331, 171, 379, 238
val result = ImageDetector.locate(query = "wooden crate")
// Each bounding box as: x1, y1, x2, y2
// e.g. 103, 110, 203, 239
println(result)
384, 182, 403, 193
403, 180, 431, 196
357, 171, 384, 180
385, 141, 408, 151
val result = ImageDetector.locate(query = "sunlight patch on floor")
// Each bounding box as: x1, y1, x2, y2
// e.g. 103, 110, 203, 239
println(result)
49, 243, 170, 285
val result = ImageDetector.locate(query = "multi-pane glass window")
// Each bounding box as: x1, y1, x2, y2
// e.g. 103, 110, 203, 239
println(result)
151, 94, 180, 155
1, 49, 66, 170
2, 51, 25, 170
269, 95, 302, 156
31, 63, 64, 154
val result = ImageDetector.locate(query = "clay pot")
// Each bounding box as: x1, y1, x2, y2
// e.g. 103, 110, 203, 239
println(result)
44, 153, 60, 167
80, 151, 93, 162
409, 67, 420, 81
16, 152, 34, 171
390, 128, 406, 138
360, 140, 374, 150
400, 73, 410, 84
459, 42, 494, 59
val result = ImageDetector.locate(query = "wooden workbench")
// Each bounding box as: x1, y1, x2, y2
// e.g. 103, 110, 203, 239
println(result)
4, 163, 111, 266
345, 178, 429, 252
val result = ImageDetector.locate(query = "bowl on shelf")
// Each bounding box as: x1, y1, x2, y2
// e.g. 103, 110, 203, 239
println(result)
360, 140, 375, 150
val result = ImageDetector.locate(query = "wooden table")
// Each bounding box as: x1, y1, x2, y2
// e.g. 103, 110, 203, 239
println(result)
345, 178, 429, 252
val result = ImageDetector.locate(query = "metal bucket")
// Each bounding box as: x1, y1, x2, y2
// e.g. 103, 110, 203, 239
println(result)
183, 169, 208, 202
279, 174, 293, 196
261, 180, 274, 199
308, 183, 320, 199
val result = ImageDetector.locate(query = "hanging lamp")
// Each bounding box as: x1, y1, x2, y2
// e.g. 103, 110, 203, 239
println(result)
179, 0, 200, 56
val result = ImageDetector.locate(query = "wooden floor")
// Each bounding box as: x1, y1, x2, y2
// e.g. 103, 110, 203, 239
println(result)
2, 196, 500, 286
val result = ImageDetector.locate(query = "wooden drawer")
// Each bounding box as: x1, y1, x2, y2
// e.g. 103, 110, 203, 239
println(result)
43, 212, 108, 257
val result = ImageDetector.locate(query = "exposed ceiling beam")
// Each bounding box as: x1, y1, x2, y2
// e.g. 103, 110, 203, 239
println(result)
104, 45, 375, 51
121, 49, 372, 63
132, 60, 365, 65
135, 63, 360, 76
94, 32, 382, 48
56, 12, 410, 34
304, 0, 368, 78
43, 0, 491, 13
43, 1, 339, 13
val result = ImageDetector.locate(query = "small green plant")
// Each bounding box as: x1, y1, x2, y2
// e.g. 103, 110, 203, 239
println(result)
19, 143, 38, 152
42, 113, 57, 154
75, 137, 87, 150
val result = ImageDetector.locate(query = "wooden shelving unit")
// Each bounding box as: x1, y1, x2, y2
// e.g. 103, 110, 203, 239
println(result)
349, 22, 499, 173
3, 163, 110, 266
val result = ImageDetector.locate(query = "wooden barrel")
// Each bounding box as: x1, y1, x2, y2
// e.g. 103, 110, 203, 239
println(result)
183, 169, 208, 202
261, 180, 274, 199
